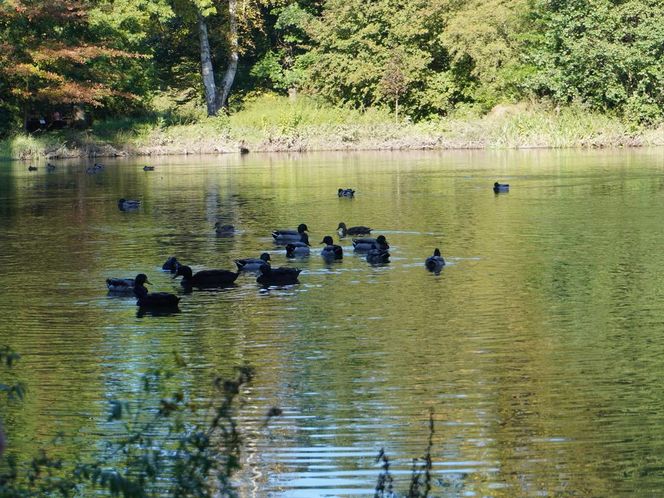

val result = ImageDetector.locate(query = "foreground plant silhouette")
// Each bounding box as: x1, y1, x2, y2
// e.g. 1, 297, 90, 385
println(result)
0, 350, 279, 497
375, 408, 434, 498
2, 348, 440, 497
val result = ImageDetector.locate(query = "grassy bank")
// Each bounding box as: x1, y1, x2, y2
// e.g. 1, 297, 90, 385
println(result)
2, 96, 664, 160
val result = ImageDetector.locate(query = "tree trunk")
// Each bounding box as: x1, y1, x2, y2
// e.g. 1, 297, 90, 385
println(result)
215, 0, 239, 110
198, 13, 219, 116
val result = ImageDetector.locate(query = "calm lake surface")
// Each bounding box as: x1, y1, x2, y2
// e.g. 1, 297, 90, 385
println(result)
2, 149, 664, 496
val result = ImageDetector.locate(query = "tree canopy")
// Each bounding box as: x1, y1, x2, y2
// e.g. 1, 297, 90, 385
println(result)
1, 0, 663, 134
0, 0, 151, 130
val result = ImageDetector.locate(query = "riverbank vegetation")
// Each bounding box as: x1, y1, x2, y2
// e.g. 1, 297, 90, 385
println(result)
4, 96, 663, 160
1, 0, 663, 158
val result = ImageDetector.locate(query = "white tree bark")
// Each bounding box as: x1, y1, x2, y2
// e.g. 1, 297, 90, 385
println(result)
216, 0, 239, 110
198, 13, 219, 116
197, 1, 239, 116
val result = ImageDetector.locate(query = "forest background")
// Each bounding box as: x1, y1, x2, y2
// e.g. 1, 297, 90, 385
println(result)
1, 0, 663, 158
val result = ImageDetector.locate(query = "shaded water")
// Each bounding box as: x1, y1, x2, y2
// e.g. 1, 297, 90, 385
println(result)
2, 149, 664, 496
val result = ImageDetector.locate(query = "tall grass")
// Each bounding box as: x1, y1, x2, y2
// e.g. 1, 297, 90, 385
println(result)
230, 93, 392, 129
1, 96, 663, 159
4, 134, 46, 160
478, 104, 642, 148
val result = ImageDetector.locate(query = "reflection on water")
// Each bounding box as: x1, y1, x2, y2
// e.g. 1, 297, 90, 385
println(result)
2, 149, 664, 496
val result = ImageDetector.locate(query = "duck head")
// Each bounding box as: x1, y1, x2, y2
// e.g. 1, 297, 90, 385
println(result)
433, 248, 441, 257
285, 244, 296, 258
134, 274, 151, 286
260, 252, 271, 262
297, 223, 309, 233
337, 222, 347, 230
174, 265, 193, 279
162, 256, 179, 272
320, 235, 334, 245
376, 235, 388, 246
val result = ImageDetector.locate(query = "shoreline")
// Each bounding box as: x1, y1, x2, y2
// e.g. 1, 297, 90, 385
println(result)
3, 130, 662, 161
3, 104, 664, 160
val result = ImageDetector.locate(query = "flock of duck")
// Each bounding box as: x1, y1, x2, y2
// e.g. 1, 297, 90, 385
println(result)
27, 163, 155, 175
107, 182, 509, 311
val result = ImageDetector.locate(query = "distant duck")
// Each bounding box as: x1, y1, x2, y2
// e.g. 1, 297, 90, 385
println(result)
162, 256, 180, 273
143, 165, 155, 171
174, 265, 239, 289
27, 165, 37, 171
366, 248, 390, 265
256, 266, 301, 286
353, 235, 389, 252
272, 223, 308, 243
239, 141, 250, 154
425, 248, 446, 273
320, 235, 343, 261
285, 235, 311, 258
337, 222, 372, 237
235, 253, 271, 272
94, 163, 104, 170
493, 182, 509, 193
214, 222, 235, 236
106, 277, 136, 293
338, 188, 355, 197
118, 198, 140, 211
46, 163, 56, 171
133, 274, 180, 309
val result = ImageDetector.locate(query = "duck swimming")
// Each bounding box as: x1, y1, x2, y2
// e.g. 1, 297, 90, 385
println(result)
133, 274, 180, 309
106, 277, 136, 293
235, 253, 271, 272
143, 165, 155, 171
493, 182, 509, 193
46, 163, 56, 171
256, 266, 301, 286
162, 256, 180, 273
338, 188, 355, 197
366, 248, 390, 265
272, 223, 309, 243
353, 235, 389, 252
27, 165, 37, 171
174, 265, 239, 289
425, 248, 446, 273
320, 235, 343, 261
285, 236, 311, 258
118, 198, 140, 211
337, 222, 372, 237
215, 223, 235, 236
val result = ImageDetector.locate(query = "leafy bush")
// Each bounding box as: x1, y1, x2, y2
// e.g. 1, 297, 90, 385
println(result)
0, 349, 279, 497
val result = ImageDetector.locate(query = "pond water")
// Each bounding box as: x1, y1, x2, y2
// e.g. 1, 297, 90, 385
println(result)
2, 148, 664, 496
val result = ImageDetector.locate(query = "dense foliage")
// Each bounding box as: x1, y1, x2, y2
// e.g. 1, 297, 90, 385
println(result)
0, 0, 662, 135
